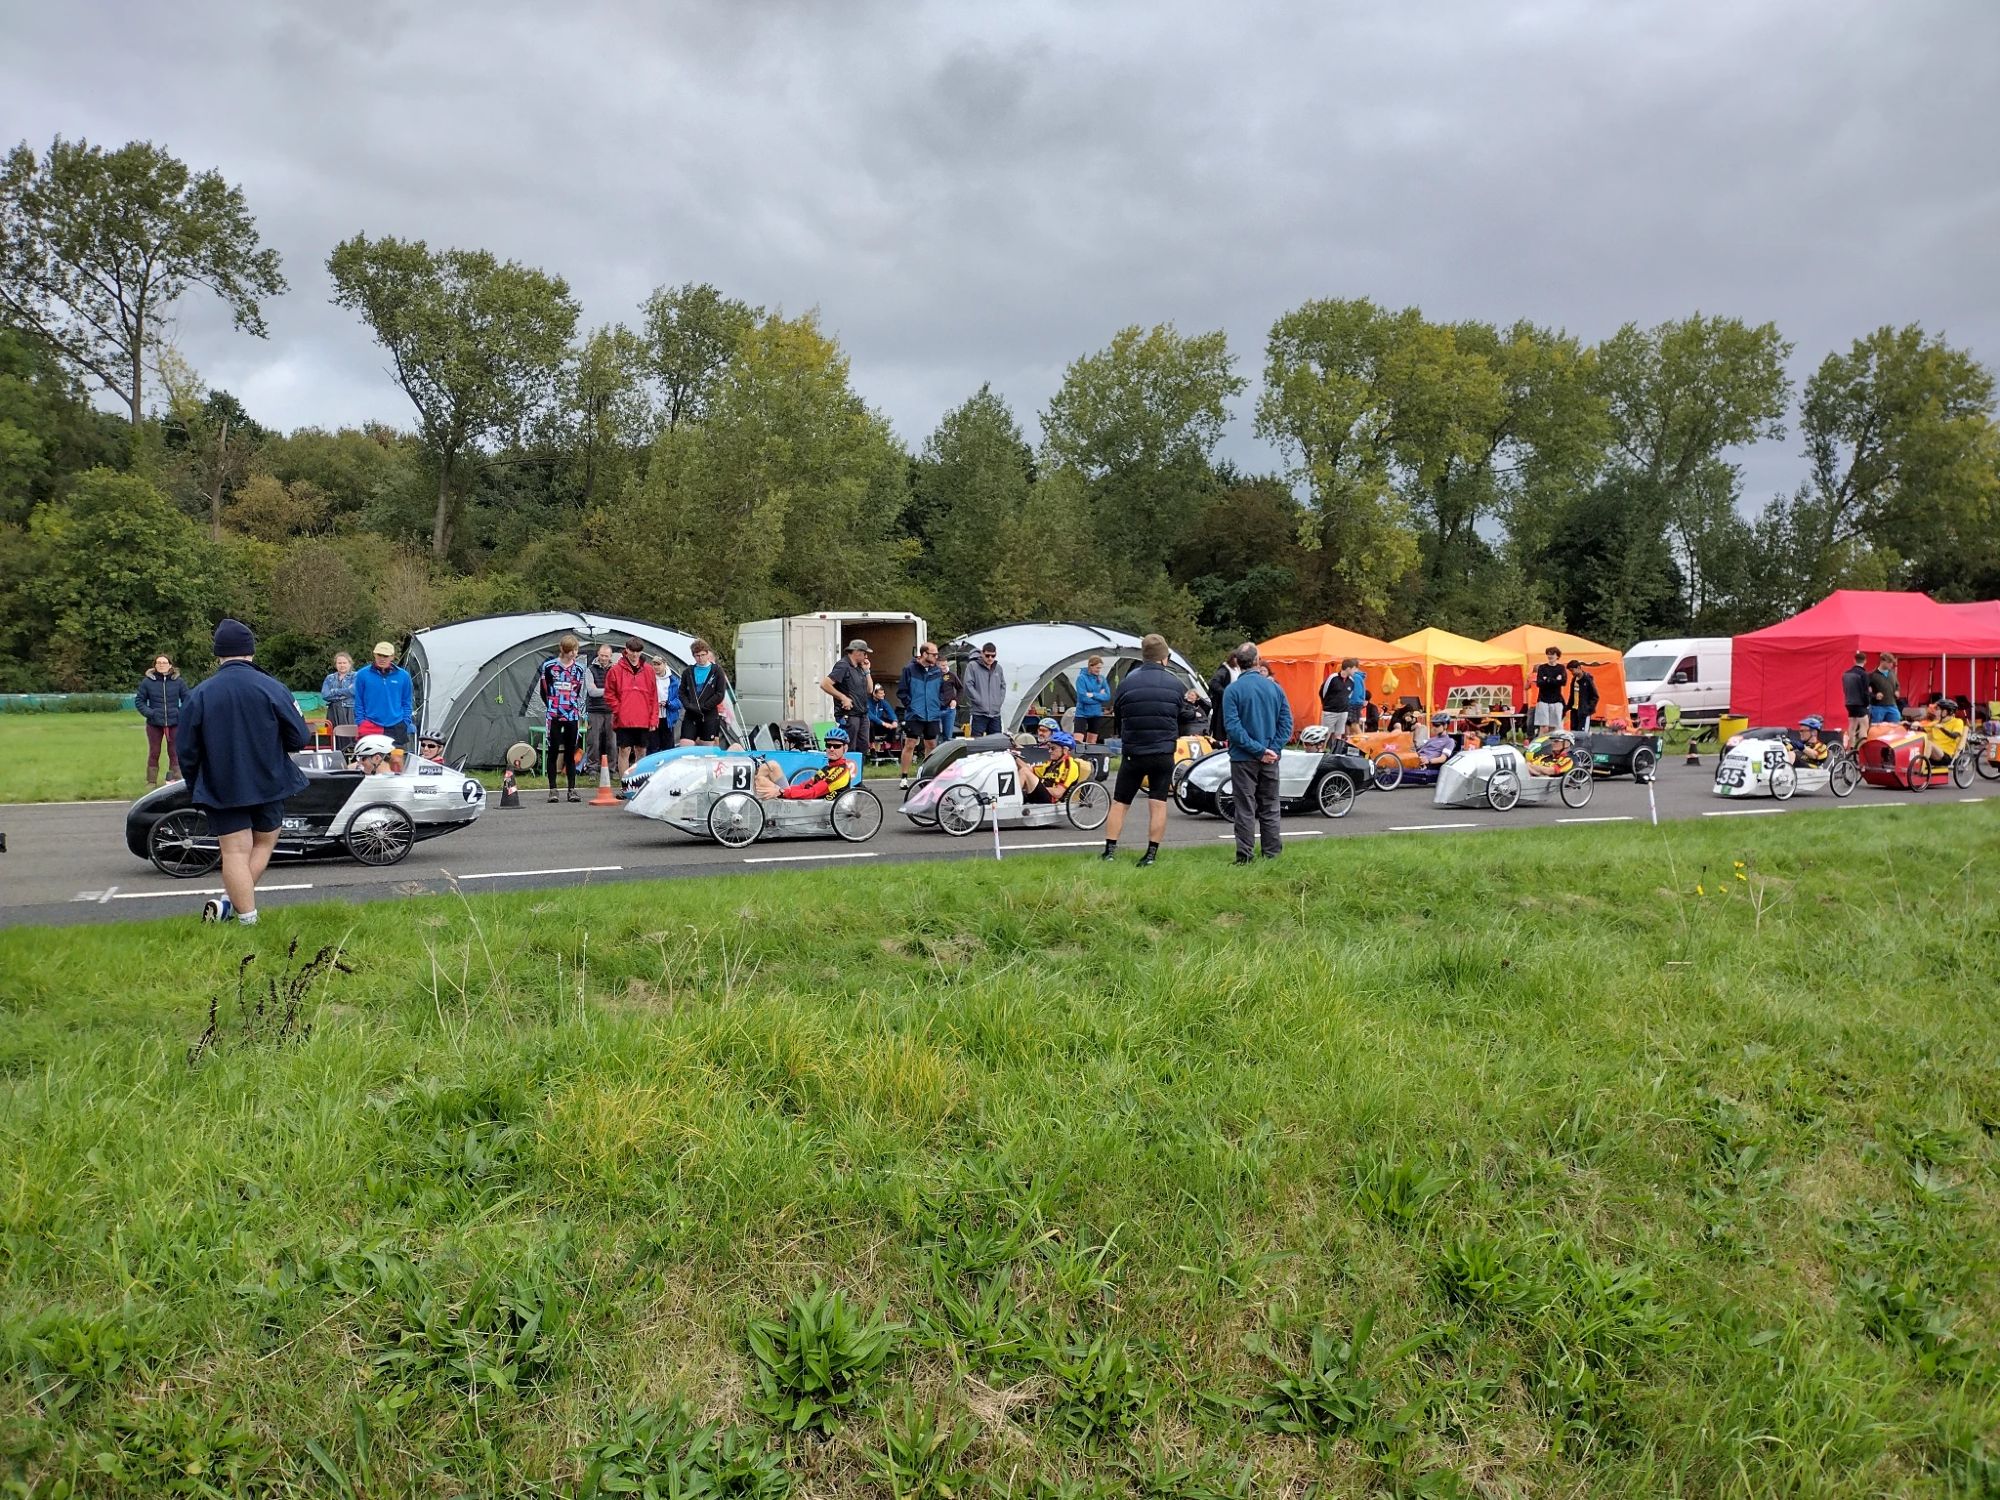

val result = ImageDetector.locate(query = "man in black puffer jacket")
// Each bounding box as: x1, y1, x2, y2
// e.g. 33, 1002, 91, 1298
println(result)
1101, 633, 1197, 866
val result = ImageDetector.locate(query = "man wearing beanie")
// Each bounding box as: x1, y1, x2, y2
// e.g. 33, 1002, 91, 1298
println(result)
177, 619, 311, 925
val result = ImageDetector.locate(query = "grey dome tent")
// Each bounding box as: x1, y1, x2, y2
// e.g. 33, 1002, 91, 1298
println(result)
406, 612, 735, 767
947, 623, 1208, 733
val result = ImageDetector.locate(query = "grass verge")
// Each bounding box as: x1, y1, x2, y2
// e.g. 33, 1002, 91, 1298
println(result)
2, 806, 1997, 1496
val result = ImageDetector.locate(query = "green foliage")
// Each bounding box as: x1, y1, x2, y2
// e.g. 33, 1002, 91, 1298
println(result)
578, 1404, 792, 1499
640, 280, 762, 433
1040, 1331, 1157, 1448
745, 1282, 902, 1436
1250, 1310, 1420, 1451
864, 1396, 978, 1499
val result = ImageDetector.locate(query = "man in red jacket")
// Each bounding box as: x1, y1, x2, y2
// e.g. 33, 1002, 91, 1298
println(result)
605, 637, 659, 776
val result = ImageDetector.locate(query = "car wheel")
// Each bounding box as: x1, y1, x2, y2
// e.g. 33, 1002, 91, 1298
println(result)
830, 786, 883, 842
707, 790, 766, 847
1829, 757, 1858, 797
345, 803, 415, 866
1769, 763, 1797, 801
1065, 779, 1111, 830
937, 783, 984, 837
1316, 770, 1356, 818
1486, 770, 1521, 811
148, 807, 221, 878
1559, 764, 1594, 808
1630, 746, 1656, 782
1371, 752, 1404, 791
787, 766, 823, 786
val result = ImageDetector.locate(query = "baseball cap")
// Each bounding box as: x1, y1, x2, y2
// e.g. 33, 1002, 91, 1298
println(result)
373, 641, 395, 657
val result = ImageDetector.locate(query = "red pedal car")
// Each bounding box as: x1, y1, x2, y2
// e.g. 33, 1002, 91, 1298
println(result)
1856, 729, 1972, 791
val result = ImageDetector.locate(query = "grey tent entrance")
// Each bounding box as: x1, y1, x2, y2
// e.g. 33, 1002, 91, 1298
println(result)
406, 612, 722, 768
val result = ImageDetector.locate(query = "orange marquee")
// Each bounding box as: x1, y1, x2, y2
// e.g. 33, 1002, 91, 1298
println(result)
1258, 624, 1421, 731
1484, 626, 1630, 724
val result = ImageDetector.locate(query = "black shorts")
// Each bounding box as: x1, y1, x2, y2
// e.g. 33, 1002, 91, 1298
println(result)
906, 718, 940, 741
202, 799, 288, 836
1113, 752, 1176, 803
680, 707, 723, 742
616, 726, 650, 750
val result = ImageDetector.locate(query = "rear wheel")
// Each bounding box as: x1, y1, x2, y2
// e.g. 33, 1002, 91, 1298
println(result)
1316, 770, 1356, 818
1769, 764, 1797, 801
830, 786, 883, 842
1559, 765, 1594, 808
1371, 752, 1404, 791
1214, 785, 1235, 822
1065, 779, 1111, 830
937, 783, 984, 837
148, 808, 220, 878
904, 777, 938, 826
1828, 757, 1859, 797
345, 803, 414, 866
708, 791, 766, 847
1630, 745, 1656, 782
1486, 770, 1521, 811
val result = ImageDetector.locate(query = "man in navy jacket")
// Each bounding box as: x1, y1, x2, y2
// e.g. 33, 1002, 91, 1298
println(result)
179, 619, 310, 925
1101, 633, 1197, 866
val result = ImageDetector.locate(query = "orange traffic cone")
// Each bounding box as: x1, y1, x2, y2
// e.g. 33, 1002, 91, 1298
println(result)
590, 760, 619, 806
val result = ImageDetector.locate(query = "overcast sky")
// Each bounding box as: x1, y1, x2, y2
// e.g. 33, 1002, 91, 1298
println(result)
5, 0, 1996, 506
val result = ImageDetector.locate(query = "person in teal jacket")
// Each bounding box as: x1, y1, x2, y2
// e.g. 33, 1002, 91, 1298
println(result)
1074, 655, 1110, 745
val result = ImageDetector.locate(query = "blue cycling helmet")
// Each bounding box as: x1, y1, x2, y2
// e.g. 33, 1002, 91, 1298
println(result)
1800, 714, 1824, 731
823, 725, 849, 745
1049, 729, 1076, 749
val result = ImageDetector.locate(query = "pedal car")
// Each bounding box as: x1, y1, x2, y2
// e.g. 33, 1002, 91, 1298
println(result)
621, 722, 826, 796
1572, 730, 1662, 782
900, 735, 1111, 836
1970, 724, 2000, 781
1432, 742, 1593, 810
1713, 733, 1859, 799
1174, 727, 1375, 818
1360, 728, 1464, 791
625, 739, 881, 846
1855, 727, 1972, 791
127, 748, 486, 877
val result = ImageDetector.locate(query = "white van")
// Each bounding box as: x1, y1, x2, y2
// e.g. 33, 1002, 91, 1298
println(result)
1625, 638, 1731, 721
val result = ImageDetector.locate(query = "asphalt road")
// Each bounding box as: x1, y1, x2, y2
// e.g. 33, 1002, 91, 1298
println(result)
4, 757, 1996, 929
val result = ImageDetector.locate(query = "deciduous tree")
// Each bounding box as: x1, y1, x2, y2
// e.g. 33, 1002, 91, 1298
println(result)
639, 281, 760, 432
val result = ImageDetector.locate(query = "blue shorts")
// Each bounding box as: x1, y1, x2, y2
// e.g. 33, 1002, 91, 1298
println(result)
1868, 705, 1902, 724
201, 800, 288, 836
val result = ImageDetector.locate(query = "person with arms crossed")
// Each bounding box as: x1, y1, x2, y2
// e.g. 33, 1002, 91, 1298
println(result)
678, 640, 731, 744
1074, 655, 1110, 745
822, 639, 875, 770
537, 634, 589, 802
352, 640, 415, 750
1531, 648, 1568, 735
963, 642, 1006, 737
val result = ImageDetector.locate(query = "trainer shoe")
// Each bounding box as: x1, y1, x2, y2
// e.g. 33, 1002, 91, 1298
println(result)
898, 777, 910, 790
548, 790, 559, 803
201, 898, 234, 923
1137, 849, 1158, 868
566, 790, 582, 803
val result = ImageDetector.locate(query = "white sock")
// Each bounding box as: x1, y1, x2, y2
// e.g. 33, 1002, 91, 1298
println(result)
238, 909, 259, 926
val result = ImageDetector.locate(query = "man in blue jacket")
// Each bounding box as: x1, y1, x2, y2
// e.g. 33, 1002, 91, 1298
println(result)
352, 639, 415, 749
178, 619, 310, 925
1101, 633, 1197, 866
1223, 644, 1293, 864
896, 640, 946, 789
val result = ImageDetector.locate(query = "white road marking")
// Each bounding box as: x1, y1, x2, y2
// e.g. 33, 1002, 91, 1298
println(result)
107, 883, 314, 901
1703, 807, 1786, 816
1834, 802, 1902, 810
456, 865, 623, 880
742, 850, 880, 864
1961, 797, 1986, 804
1000, 839, 1104, 850
1214, 829, 1325, 839
1558, 815, 1633, 824
1390, 823, 1480, 832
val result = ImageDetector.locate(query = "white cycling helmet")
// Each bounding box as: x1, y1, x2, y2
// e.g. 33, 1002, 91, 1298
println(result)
354, 733, 396, 758
1298, 725, 1331, 747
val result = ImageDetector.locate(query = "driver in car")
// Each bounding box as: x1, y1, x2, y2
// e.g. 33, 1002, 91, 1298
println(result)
1795, 715, 1832, 766
755, 726, 857, 800
354, 733, 398, 775
1416, 723, 1456, 768
1916, 701, 1967, 769
1024, 729, 1087, 804
1523, 732, 1576, 776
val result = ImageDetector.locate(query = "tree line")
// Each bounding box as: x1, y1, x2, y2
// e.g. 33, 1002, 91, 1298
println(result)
3, 133, 1997, 693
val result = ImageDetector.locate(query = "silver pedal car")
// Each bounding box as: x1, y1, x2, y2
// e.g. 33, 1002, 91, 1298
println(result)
626, 752, 884, 847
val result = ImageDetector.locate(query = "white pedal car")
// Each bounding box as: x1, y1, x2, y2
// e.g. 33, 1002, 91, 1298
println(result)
1433, 744, 1593, 810
625, 753, 883, 846
899, 748, 1111, 836
1712, 735, 1858, 800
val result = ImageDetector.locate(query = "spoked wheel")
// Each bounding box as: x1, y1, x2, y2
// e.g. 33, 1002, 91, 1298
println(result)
937, 783, 984, 837
708, 790, 767, 847
904, 777, 938, 826
829, 786, 883, 842
1828, 757, 1859, 797
1170, 762, 1200, 815
1630, 746, 1657, 783
1769, 763, 1797, 801
1905, 758, 1931, 792
1371, 752, 1404, 791
1486, 770, 1521, 812
1316, 770, 1356, 818
1951, 753, 1973, 789
1214, 785, 1235, 822
1065, 779, 1111, 830
1973, 735, 2000, 781
344, 803, 415, 866
1559, 764, 1594, 808
148, 808, 221, 878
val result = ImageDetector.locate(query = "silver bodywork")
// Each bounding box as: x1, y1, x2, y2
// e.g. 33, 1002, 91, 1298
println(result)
625, 751, 883, 845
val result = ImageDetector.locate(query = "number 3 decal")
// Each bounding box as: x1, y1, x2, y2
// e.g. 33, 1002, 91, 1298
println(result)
732, 765, 752, 790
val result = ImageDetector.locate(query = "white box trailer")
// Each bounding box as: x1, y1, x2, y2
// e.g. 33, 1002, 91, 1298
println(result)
733, 611, 927, 734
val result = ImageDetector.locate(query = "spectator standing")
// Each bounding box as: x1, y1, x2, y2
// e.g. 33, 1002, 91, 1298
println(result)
179, 619, 310, 926
1101, 633, 1196, 866
1347, 660, 1368, 719
1566, 660, 1599, 733
964, 642, 1006, 736
940, 665, 963, 741
897, 641, 945, 788
1208, 649, 1243, 747
136, 653, 188, 785
678, 639, 730, 743
536, 634, 588, 802
1223, 643, 1292, 864
822, 640, 875, 768
606, 637, 658, 777
585, 643, 616, 771
867, 683, 900, 760
352, 640, 415, 750
651, 654, 681, 753
1074, 655, 1110, 745
1841, 651, 1871, 749
1318, 659, 1353, 735
1531, 647, 1568, 735
320, 651, 356, 752
1867, 653, 1902, 724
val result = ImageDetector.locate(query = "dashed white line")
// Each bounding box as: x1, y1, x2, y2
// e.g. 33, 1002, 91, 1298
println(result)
456, 865, 623, 880
1000, 839, 1105, 851
742, 851, 879, 864
1213, 829, 1326, 839
1390, 822, 1480, 832
1834, 802, 1902, 810
1558, 815, 1633, 824
109, 882, 315, 901
1703, 807, 1786, 816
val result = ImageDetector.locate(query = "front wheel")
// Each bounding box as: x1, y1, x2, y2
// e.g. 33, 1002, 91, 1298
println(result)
1769, 763, 1797, 801
937, 783, 984, 837
1371, 752, 1404, 791
1214, 785, 1235, 822
830, 786, 883, 842
1065, 779, 1111, 830
708, 790, 766, 847
149, 807, 220, 878
1829, 757, 1859, 798
345, 803, 415, 866
1905, 757, 1930, 793
1486, 770, 1521, 812
1170, 762, 1200, 815
1972, 735, 2000, 781
1559, 765, 1594, 808
904, 777, 938, 825
1951, 753, 1973, 789
1630, 746, 1657, 783
1316, 770, 1356, 818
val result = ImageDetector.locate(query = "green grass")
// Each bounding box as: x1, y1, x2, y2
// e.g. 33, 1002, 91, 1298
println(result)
3, 808, 1998, 1496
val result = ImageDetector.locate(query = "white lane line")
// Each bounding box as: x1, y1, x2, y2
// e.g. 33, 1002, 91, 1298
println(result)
108, 883, 315, 901
1000, 839, 1104, 851
1961, 797, 1986, 804
1704, 807, 1786, 816
742, 851, 879, 864
1835, 802, 1902, 810
1214, 829, 1326, 839
1390, 822, 1480, 832
457, 865, 623, 880
1558, 815, 1633, 824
